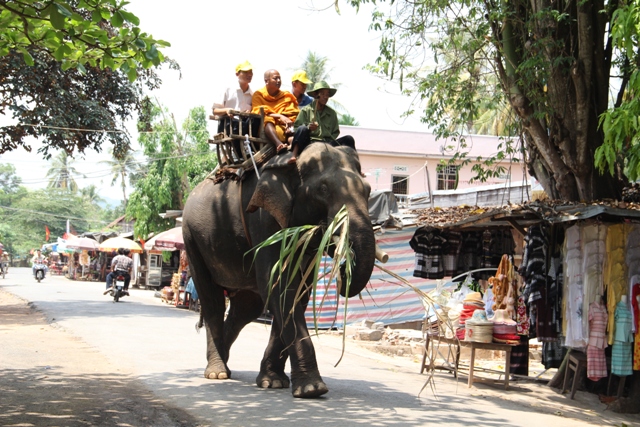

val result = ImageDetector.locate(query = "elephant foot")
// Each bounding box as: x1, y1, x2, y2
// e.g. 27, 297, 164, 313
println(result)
256, 370, 290, 389
291, 374, 328, 398
204, 362, 231, 380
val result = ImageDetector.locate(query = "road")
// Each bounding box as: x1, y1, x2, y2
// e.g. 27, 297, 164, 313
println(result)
1, 267, 637, 427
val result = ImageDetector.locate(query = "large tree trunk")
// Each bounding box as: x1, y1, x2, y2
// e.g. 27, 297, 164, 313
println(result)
496, 0, 626, 202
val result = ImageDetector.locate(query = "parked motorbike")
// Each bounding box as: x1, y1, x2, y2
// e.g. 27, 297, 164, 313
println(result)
34, 263, 46, 283
110, 273, 127, 302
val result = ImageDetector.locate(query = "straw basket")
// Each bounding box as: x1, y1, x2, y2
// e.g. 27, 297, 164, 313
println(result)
465, 321, 493, 343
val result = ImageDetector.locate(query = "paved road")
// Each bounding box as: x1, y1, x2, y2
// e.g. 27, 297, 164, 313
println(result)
1, 267, 637, 426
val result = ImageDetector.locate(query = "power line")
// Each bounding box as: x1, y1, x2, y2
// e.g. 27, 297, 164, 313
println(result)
14, 123, 214, 135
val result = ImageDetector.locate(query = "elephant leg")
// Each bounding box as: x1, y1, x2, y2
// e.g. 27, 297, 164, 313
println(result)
266, 290, 328, 398
189, 252, 230, 380
201, 284, 233, 380
256, 321, 291, 390
222, 290, 264, 363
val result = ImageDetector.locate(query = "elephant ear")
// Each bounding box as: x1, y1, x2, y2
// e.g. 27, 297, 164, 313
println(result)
246, 156, 297, 229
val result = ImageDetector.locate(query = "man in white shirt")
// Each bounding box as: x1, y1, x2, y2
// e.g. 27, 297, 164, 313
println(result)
212, 60, 260, 160
212, 60, 254, 118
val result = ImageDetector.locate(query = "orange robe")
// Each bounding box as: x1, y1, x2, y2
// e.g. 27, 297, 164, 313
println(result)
252, 87, 299, 143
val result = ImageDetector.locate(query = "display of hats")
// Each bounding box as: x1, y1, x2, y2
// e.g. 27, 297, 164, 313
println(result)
491, 309, 517, 337
469, 310, 492, 324
492, 333, 521, 344
465, 310, 494, 343
492, 309, 516, 325
463, 291, 484, 305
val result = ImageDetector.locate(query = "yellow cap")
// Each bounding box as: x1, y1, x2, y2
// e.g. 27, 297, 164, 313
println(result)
235, 60, 253, 73
291, 70, 312, 84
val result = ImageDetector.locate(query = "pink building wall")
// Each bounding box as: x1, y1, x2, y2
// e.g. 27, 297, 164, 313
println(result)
342, 126, 527, 195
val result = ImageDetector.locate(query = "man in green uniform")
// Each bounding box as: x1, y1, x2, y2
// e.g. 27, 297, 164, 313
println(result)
288, 81, 355, 164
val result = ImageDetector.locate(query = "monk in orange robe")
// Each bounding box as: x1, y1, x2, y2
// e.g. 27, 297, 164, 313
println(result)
251, 69, 299, 152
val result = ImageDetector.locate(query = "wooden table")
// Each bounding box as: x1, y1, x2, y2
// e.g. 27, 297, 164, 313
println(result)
423, 334, 514, 390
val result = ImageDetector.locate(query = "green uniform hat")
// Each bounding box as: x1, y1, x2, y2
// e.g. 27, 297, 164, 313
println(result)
308, 81, 337, 98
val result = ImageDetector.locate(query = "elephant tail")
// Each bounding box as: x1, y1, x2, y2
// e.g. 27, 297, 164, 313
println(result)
195, 312, 204, 332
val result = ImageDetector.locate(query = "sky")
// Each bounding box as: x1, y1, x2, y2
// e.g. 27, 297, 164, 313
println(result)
0, 0, 427, 202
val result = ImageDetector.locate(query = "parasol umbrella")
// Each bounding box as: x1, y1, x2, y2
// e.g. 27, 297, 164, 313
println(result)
153, 227, 184, 251
65, 236, 100, 251
98, 236, 143, 253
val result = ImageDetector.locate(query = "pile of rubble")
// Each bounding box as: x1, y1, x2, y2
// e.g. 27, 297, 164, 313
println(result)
345, 320, 425, 358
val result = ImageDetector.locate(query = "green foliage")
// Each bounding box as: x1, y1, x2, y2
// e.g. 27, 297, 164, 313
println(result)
0, 162, 121, 257
596, 1, 640, 181
0, 163, 22, 193
250, 206, 353, 344
126, 104, 217, 239
0, 0, 169, 76
338, 114, 360, 126
1, 187, 106, 256
0, 47, 174, 157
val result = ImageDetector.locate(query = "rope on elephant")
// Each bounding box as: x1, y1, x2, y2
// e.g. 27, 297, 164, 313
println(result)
207, 144, 277, 185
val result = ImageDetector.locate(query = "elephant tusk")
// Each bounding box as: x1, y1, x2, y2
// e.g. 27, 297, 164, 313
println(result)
375, 244, 389, 263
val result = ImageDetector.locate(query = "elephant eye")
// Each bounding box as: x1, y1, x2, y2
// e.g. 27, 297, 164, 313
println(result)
320, 184, 330, 195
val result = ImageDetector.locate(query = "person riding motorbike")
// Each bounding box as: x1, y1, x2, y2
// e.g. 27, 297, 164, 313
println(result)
104, 248, 133, 295
31, 250, 48, 278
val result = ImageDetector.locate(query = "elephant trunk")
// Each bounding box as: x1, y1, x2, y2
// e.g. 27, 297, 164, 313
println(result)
337, 214, 376, 298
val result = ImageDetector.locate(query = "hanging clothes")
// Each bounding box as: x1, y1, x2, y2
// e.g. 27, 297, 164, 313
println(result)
441, 230, 462, 277
632, 278, 640, 370
587, 301, 608, 381
626, 224, 640, 278
563, 224, 586, 347
604, 224, 628, 345
521, 224, 561, 342
509, 336, 529, 376
611, 299, 633, 376
581, 223, 606, 341
409, 226, 446, 279
542, 340, 565, 369
456, 231, 482, 276
521, 224, 548, 306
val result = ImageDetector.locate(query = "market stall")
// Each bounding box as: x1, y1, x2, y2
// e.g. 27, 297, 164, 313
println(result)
407, 202, 640, 406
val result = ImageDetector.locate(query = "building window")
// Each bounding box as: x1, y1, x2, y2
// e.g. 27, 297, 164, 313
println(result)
392, 175, 408, 195
437, 165, 458, 190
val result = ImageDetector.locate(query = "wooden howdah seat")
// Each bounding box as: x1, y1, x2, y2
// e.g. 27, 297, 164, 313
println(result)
209, 107, 269, 168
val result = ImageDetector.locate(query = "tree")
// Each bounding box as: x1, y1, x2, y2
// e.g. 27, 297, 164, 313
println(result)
3, 188, 100, 255
45, 151, 84, 192
126, 105, 217, 239
99, 148, 139, 205
346, 0, 633, 201
0, 47, 175, 157
339, 113, 360, 126
79, 184, 105, 205
302, 51, 332, 84
0, 163, 22, 194
0, 0, 169, 76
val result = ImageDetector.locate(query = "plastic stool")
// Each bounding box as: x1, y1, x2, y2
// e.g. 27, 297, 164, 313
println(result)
563, 351, 587, 399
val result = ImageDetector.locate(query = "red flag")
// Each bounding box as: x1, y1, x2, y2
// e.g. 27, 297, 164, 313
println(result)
45, 225, 50, 242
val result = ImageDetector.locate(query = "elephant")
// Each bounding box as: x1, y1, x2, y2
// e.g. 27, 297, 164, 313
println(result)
182, 143, 376, 398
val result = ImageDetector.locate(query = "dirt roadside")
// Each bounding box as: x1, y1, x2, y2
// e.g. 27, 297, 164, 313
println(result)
0, 287, 203, 427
